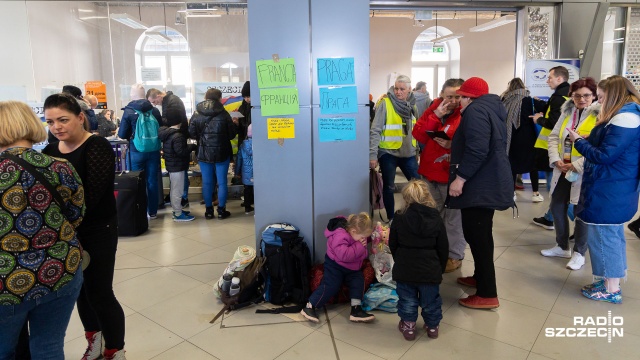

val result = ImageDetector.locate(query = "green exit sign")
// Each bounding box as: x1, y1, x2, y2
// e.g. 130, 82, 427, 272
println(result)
433, 46, 444, 53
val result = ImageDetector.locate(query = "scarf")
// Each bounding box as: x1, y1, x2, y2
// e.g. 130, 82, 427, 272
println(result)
501, 88, 529, 152
387, 86, 415, 120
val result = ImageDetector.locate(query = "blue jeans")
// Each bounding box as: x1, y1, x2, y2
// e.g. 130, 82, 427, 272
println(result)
577, 219, 627, 278
127, 150, 160, 216
378, 153, 419, 219
200, 157, 230, 208
396, 281, 442, 328
0, 270, 83, 360
308, 255, 364, 309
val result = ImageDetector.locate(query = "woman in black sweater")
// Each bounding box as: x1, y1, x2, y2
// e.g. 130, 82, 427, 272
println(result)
43, 93, 126, 360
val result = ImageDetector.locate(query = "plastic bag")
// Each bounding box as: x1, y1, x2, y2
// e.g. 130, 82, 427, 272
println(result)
362, 283, 398, 313
372, 249, 395, 285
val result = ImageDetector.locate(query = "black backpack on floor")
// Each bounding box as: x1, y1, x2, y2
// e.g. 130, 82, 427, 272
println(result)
258, 224, 312, 313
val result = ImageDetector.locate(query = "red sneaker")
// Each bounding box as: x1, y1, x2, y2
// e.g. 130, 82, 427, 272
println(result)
458, 295, 499, 309
456, 276, 476, 287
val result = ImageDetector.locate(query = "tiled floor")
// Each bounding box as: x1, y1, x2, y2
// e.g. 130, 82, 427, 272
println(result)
63, 187, 640, 359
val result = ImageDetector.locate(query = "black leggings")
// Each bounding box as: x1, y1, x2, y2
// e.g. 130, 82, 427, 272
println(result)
461, 207, 497, 298
77, 216, 126, 350
512, 172, 539, 192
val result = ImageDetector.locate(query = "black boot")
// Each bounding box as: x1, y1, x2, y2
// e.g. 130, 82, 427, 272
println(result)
205, 206, 214, 219
628, 218, 640, 239
217, 206, 231, 219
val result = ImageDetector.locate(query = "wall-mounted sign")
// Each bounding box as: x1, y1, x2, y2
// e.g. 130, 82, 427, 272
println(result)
267, 118, 295, 139
319, 117, 356, 142
141, 67, 162, 82
194, 82, 244, 104
84, 81, 108, 109
317, 57, 355, 86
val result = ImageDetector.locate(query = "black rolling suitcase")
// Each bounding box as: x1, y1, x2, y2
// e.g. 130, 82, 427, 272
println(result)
114, 170, 148, 236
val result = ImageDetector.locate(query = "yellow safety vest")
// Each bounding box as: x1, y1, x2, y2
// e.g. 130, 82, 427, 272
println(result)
379, 98, 416, 149
557, 111, 597, 157
231, 135, 238, 155
535, 96, 570, 149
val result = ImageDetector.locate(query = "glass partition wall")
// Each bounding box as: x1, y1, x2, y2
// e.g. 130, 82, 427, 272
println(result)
0, 1, 249, 119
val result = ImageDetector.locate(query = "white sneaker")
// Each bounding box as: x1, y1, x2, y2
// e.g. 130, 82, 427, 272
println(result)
532, 193, 544, 203
540, 246, 572, 258
566, 252, 586, 270
105, 350, 127, 360
81, 331, 103, 360
513, 191, 517, 202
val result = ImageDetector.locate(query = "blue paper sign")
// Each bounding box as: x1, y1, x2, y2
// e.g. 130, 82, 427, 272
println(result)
317, 58, 355, 86
319, 118, 356, 142
319, 86, 358, 115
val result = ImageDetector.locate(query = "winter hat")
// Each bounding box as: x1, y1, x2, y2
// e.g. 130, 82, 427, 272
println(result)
456, 77, 489, 99
130, 84, 146, 100
247, 124, 252, 138
164, 108, 183, 127
62, 85, 83, 99
241, 81, 250, 97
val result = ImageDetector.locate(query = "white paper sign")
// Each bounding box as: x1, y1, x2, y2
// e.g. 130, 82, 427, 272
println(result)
141, 67, 162, 82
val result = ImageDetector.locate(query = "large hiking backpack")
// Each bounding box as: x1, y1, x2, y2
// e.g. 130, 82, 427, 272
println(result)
259, 223, 312, 312
132, 109, 161, 152
210, 256, 267, 324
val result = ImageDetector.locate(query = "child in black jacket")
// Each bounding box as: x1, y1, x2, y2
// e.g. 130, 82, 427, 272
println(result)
158, 109, 196, 222
390, 179, 449, 341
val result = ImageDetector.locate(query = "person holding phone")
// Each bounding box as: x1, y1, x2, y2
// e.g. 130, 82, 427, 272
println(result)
412, 78, 467, 273
540, 78, 599, 271
569, 75, 640, 304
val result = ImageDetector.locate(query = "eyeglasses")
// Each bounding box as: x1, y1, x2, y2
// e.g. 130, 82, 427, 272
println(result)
572, 94, 593, 100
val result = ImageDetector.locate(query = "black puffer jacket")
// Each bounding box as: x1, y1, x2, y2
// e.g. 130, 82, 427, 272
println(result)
188, 100, 237, 163
158, 126, 195, 172
390, 203, 448, 284
447, 94, 514, 210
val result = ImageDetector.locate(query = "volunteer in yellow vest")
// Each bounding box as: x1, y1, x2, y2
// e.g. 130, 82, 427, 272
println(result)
541, 78, 599, 271
369, 75, 420, 220
530, 66, 571, 230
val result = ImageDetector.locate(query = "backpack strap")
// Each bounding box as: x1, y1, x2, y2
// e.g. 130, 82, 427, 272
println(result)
0, 153, 66, 210
209, 305, 229, 324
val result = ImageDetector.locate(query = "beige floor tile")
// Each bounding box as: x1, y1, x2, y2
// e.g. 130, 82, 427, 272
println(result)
531, 312, 637, 359
316, 310, 419, 360
118, 229, 182, 253
114, 267, 161, 285
113, 268, 203, 311
511, 230, 557, 246
399, 325, 529, 360
218, 234, 260, 253
151, 341, 218, 359
526, 353, 554, 360
495, 267, 565, 311
189, 322, 313, 360
133, 238, 214, 266
492, 228, 524, 247
625, 240, 640, 272
115, 252, 162, 269
172, 247, 236, 266
275, 331, 384, 360
183, 224, 256, 247
440, 283, 467, 313
494, 245, 572, 281
170, 263, 228, 284
277, 303, 349, 330
139, 284, 220, 339
443, 298, 548, 350
462, 246, 509, 262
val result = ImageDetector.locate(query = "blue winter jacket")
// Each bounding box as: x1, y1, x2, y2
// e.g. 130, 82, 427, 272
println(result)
574, 102, 640, 224
118, 99, 162, 153
235, 137, 253, 185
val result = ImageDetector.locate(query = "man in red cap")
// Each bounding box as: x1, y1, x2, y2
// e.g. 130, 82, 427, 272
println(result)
447, 77, 514, 309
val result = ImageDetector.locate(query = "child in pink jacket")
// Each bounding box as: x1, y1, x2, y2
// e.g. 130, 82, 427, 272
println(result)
301, 213, 375, 323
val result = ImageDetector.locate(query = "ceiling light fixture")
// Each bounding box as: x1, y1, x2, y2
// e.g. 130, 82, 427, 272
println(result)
469, 15, 516, 32
145, 31, 172, 42
431, 33, 464, 43
110, 13, 148, 29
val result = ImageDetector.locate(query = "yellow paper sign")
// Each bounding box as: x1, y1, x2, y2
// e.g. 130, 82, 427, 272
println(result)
267, 118, 295, 139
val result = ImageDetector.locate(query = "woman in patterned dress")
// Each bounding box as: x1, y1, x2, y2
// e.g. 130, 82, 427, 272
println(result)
0, 100, 85, 359
43, 93, 126, 360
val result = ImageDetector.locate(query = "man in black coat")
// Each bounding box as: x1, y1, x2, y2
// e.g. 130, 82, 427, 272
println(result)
530, 66, 571, 230
447, 77, 514, 310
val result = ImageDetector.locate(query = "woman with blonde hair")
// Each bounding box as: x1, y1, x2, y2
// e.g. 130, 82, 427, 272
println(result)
569, 75, 640, 304
0, 101, 85, 359
390, 180, 448, 340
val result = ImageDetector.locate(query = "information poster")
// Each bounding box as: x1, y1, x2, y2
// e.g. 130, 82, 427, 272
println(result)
84, 81, 108, 109
317, 57, 355, 86
260, 87, 300, 116
194, 82, 243, 104
525, 59, 580, 100
141, 67, 162, 82
319, 86, 358, 115
267, 118, 295, 139
319, 118, 356, 142
256, 58, 297, 88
